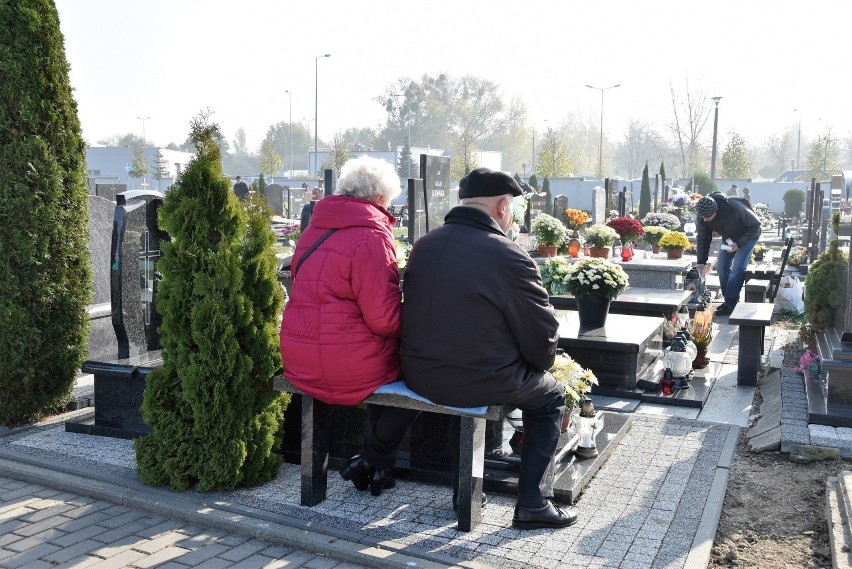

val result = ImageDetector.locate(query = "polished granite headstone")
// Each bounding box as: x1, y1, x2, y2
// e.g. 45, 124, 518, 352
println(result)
111, 190, 168, 359
420, 154, 453, 234
287, 187, 307, 221
550, 287, 691, 319
264, 183, 285, 216
86, 196, 119, 359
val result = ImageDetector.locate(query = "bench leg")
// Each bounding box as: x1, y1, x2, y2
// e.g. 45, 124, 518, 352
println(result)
300, 395, 330, 506
451, 416, 486, 532
737, 326, 763, 387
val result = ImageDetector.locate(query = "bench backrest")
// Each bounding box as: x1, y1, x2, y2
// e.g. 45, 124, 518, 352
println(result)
768, 237, 795, 301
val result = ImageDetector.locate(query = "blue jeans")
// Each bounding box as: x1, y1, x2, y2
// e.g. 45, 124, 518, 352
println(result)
716, 238, 758, 307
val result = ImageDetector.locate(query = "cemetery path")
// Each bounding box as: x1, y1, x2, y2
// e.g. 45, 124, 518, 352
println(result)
709, 325, 847, 568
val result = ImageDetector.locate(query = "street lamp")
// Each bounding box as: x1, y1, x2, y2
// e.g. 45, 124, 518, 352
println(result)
585, 84, 620, 179
709, 96, 722, 181
285, 90, 292, 178
391, 92, 412, 178
314, 53, 331, 176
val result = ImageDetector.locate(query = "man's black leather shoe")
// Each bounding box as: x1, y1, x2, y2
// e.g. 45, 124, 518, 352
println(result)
512, 500, 578, 530
715, 303, 735, 316
340, 455, 373, 492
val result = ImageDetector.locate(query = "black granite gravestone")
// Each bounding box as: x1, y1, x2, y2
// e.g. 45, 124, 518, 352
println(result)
86, 196, 118, 359
111, 190, 168, 359
95, 183, 126, 202
407, 178, 427, 243
264, 183, 285, 216
420, 154, 451, 233
323, 168, 336, 197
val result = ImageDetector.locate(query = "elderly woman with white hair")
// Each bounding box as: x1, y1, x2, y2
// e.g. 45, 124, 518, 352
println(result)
280, 155, 416, 497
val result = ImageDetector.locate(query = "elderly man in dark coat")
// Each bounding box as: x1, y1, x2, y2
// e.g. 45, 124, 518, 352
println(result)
400, 168, 577, 530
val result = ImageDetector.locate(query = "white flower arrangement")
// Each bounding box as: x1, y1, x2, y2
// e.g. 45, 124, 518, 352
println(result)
563, 258, 629, 300
550, 352, 598, 408
641, 212, 681, 231
642, 225, 671, 246
584, 224, 619, 248
540, 257, 571, 295
394, 240, 411, 271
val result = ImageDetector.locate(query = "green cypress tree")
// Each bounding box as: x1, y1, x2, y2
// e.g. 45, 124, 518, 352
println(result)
639, 162, 652, 219
659, 162, 666, 184
529, 174, 539, 190
257, 173, 267, 195
543, 177, 552, 216
135, 113, 288, 491
0, 0, 92, 425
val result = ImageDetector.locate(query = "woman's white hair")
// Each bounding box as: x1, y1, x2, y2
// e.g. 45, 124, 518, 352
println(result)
335, 155, 401, 204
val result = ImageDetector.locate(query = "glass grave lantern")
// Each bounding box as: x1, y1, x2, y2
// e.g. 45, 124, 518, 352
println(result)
574, 398, 599, 459
663, 337, 694, 389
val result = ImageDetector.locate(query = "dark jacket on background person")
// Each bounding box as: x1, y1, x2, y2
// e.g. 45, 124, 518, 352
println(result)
400, 206, 559, 407
280, 195, 401, 405
696, 192, 762, 265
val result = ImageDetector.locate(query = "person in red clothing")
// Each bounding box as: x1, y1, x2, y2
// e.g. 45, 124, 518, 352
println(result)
280, 155, 415, 496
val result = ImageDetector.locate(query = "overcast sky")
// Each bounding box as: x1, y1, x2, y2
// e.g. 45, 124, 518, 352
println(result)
56, 0, 851, 154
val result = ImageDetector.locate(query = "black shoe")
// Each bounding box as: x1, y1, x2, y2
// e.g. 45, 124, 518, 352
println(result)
340, 455, 374, 492
369, 468, 395, 497
715, 303, 735, 316
452, 491, 488, 512
512, 500, 578, 530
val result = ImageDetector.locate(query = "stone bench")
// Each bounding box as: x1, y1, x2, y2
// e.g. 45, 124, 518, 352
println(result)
729, 302, 774, 386
744, 279, 771, 303
273, 375, 501, 532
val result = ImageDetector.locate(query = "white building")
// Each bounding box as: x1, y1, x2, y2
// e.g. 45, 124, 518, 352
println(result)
85, 146, 196, 195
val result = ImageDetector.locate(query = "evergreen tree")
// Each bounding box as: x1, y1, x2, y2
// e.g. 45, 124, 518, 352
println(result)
543, 177, 552, 216
0, 0, 92, 425
529, 174, 539, 190
513, 173, 522, 184
659, 162, 666, 184
135, 113, 288, 491
639, 162, 652, 219
257, 173, 267, 195
152, 149, 170, 192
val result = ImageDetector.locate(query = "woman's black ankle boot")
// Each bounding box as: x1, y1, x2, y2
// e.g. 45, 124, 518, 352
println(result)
369, 468, 395, 497
340, 455, 374, 491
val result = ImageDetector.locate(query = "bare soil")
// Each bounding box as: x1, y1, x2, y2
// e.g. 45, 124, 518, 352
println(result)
709, 327, 850, 568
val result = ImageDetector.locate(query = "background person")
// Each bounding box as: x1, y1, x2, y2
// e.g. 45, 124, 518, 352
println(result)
399, 167, 578, 530
233, 176, 249, 200
695, 193, 762, 315
279, 156, 416, 497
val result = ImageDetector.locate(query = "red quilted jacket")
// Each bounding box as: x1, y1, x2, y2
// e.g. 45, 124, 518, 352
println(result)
280, 195, 401, 405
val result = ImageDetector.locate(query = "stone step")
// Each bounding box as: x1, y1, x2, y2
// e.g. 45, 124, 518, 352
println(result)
826, 473, 852, 569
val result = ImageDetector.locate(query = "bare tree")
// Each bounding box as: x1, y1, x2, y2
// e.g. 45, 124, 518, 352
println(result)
615, 119, 671, 179
668, 78, 713, 177
764, 130, 796, 175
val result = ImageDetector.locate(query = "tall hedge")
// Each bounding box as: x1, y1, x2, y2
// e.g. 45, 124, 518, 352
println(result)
639, 162, 651, 219
134, 115, 288, 491
0, 1, 92, 425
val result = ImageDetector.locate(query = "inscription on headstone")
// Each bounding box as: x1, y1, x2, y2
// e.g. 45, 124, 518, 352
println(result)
111, 191, 168, 358
420, 155, 452, 232
288, 188, 307, 221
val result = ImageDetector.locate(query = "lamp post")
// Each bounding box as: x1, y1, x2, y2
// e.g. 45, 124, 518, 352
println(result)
585, 83, 620, 179
391, 92, 412, 178
285, 90, 292, 178
709, 96, 722, 181
314, 53, 331, 176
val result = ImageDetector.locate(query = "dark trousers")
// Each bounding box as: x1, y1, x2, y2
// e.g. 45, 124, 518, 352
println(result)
360, 405, 419, 470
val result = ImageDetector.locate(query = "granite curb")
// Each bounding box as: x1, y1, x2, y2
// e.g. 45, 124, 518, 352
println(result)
0, 416, 490, 569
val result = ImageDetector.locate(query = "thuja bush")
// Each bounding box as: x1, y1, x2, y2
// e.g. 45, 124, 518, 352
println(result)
805, 213, 848, 332
0, 0, 92, 425
134, 114, 288, 491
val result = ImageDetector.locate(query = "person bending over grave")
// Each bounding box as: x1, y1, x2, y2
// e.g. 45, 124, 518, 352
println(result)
695, 193, 762, 315
399, 167, 578, 530
279, 156, 418, 496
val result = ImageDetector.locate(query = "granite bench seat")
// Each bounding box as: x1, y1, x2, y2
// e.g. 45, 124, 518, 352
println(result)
729, 302, 774, 386
273, 376, 501, 532
744, 279, 771, 303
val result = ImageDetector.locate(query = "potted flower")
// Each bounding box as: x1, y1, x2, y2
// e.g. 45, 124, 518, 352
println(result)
642, 226, 670, 254
658, 231, 690, 259
563, 258, 629, 328
751, 244, 767, 262
689, 304, 714, 368
540, 257, 571, 296
549, 352, 598, 431
531, 213, 567, 257
641, 212, 681, 231
607, 216, 644, 261
583, 224, 619, 258
563, 208, 591, 257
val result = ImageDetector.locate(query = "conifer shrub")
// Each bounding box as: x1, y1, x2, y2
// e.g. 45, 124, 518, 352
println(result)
134, 114, 288, 491
0, 0, 92, 425
804, 213, 848, 332
639, 162, 651, 219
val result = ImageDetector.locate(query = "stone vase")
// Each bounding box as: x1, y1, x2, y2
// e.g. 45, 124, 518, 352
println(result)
576, 295, 610, 329
666, 247, 684, 259
692, 348, 710, 369
588, 246, 610, 258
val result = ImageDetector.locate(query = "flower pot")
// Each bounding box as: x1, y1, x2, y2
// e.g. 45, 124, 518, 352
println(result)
588, 246, 610, 258
576, 296, 610, 329
567, 237, 582, 258
666, 247, 684, 259
538, 245, 558, 257
692, 348, 710, 369
652, 245, 661, 254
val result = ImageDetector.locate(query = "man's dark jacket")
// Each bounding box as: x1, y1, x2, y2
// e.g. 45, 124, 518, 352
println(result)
400, 206, 559, 407
696, 192, 762, 265
233, 181, 249, 200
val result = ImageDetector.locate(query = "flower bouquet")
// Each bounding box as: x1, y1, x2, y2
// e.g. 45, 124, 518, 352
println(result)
564, 208, 591, 231
788, 246, 808, 266
540, 257, 571, 296
606, 216, 644, 245
797, 348, 820, 374
563, 258, 629, 300
751, 244, 767, 262
584, 224, 619, 250
394, 239, 411, 272
531, 214, 568, 248
669, 194, 691, 208
659, 231, 690, 251
641, 212, 681, 231
550, 352, 598, 409
642, 226, 671, 249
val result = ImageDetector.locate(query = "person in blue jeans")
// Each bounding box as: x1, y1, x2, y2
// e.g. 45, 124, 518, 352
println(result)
694, 193, 762, 315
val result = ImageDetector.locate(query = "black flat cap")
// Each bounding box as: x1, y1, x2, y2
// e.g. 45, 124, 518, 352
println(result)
459, 168, 523, 199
